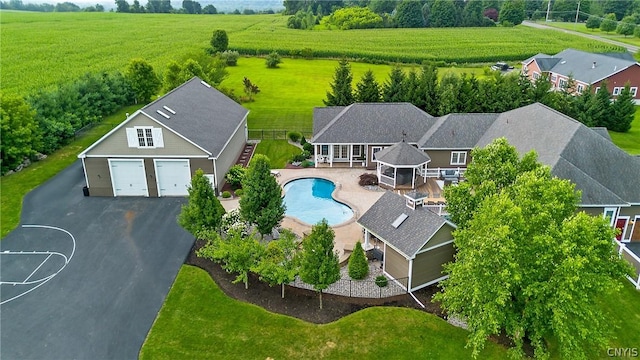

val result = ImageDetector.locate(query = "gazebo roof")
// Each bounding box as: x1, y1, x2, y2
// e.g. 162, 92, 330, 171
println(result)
375, 141, 431, 166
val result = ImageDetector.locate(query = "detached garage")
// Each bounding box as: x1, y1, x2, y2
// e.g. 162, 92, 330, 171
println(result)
78, 76, 249, 197
357, 191, 456, 292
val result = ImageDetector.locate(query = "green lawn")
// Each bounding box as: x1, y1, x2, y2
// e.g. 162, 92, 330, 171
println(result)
1, 11, 621, 96
534, 20, 640, 48
0, 105, 142, 238
254, 140, 302, 169
139, 265, 509, 360
608, 108, 640, 155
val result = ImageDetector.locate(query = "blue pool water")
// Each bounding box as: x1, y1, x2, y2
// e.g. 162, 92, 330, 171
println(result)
283, 178, 354, 226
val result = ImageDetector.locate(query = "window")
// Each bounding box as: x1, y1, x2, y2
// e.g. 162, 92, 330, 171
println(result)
613, 87, 621, 96
631, 87, 638, 97
604, 207, 618, 227
450, 151, 467, 165
577, 84, 584, 94
595, 87, 600, 93
559, 79, 567, 89
126, 127, 164, 149
532, 72, 540, 80
352, 145, 361, 157
372, 146, 382, 160
333, 145, 349, 159
320, 145, 329, 156
551, 74, 557, 82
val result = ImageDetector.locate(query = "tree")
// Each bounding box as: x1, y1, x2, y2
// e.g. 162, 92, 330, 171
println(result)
498, 0, 525, 25
202, 4, 216, 14
419, 63, 439, 114
242, 77, 260, 101
130, 0, 143, 12
382, 66, 407, 102
225, 164, 246, 189
265, 51, 282, 68
124, 58, 160, 104
210, 29, 228, 53
115, 0, 129, 12
585, 14, 601, 29
182, 0, 201, 13
593, 80, 613, 128
461, 0, 484, 27
299, 220, 341, 309
430, 0, 459, 27
573, 86, 603, 127
324, 59, 354, 106
239, 154, 285, 237
394, 0, 425, 28
0, 92, 40, 174
348, 241, 368, 280
254, 229, 299, 298
610, 83, 635, 132
436, 72, 462, 115
178, 169, 226, 236
616, 15, 636, 36
600, 13, 617, 33
436, 138, 632, 359
354, 70, 381, 102
369, 0, 396, 14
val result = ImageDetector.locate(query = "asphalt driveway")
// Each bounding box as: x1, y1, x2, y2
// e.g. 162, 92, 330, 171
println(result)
1, 160, 194, 359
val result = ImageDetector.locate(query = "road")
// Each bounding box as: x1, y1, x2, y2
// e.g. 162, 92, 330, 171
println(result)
522, 20, 639, 53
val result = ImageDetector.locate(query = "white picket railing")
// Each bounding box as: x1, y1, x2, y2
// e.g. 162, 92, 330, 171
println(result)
616, 242, 640, 290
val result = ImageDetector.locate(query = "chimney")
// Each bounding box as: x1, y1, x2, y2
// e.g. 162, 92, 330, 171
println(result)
592, 61, 596, 69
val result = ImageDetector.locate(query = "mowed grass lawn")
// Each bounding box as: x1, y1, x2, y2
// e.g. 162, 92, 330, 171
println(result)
0, 105, 142, 238
609, 108, 640, 154
534, 20, 640, 48
254, 140, 301, 169
139, 265, 509, 360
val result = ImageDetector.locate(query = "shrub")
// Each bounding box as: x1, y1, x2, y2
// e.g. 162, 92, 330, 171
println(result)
302, 142, 314, 154
348, 242, 369, 280
290, 152, 308, 163
234, 189, 244, 197
220, 50, 240, 66
301, 160, 313, 168
225, 164, 246, 189
301, 47, 313, 59
358, 173, 378, 186
287, 131, 302, 143
210, 29, 228, 53
375, 275, 388, 287
300, 135, 307, 145
265, 51, 282, 68
221, 190, 231, 198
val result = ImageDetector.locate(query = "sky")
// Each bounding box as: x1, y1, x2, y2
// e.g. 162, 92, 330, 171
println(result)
19, 0, 285, 12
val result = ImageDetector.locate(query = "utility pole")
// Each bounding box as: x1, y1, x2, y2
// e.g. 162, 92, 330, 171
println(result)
575, 1, 581, 25
546, 0, 551, 22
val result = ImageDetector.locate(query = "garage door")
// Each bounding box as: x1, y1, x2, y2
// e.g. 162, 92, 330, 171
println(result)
109, 159, 148, 196
155, 160, 191, 196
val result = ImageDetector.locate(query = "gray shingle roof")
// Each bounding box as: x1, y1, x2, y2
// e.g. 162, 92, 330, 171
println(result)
311, 103, 435, 144
590, 127, 613, 142
313, 107, 345, 136
142, 77, 248, 157
418, 113, 498, 149
375, 141, 431, 166
532, 49, 637, 84
357, 192, 451, 258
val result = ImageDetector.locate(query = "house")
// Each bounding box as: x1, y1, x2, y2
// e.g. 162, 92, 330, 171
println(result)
522, 49, 640, 102
78, 77, 249, 197
312, 102, 640, 246
357, 191, 457, 292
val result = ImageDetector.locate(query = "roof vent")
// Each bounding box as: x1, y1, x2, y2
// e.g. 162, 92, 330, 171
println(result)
391, 213, 409, 229
163, 106, 176, 114
200, 80, 211, 88
592, 61, 596, 69
156, 110, 170, 119
560, 60, 566, 64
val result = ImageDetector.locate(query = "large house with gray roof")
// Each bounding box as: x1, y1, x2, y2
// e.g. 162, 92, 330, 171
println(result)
78, 77, 248, 197
522, 49, 640, 103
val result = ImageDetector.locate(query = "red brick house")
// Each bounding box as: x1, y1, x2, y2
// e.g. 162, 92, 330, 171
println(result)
522, 49, 640, 103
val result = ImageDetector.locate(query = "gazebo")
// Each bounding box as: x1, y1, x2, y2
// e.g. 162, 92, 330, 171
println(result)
375, 141, 431, 190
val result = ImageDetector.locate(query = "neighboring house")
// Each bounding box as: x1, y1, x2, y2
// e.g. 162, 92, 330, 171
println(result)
522, 49, 640, 102
312, 102, 640, 244
358, 191, 457, 292
78, 77, 249, 197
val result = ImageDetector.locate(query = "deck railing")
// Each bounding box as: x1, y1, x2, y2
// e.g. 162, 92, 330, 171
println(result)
616, 242, 640, 289
420, 167, 466, 178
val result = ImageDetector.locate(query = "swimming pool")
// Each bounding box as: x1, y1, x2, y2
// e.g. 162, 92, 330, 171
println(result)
283, 178, 354, 226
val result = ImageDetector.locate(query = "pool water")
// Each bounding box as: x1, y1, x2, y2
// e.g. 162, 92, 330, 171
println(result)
283, 178, 354, 226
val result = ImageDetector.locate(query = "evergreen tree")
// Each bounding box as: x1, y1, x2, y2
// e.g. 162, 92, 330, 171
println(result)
457, 73, 480, 112
610, 83, 635, 132
178, 169, 226, 236
419, 63, 439, 115
437, 72, 462, 115
498, 0, 525, 25
382, 66, 407, 102
124, 58, 160, 104
430, 0, 459, 27
210, 29, 229, 53
594, 80, 613, 128
573, 86, 603, 127
403, 69, 422, 105
348, 241, 369, 280
394, 0, 425, 27
299, 219, 340, 309
324, 59, 354, 106
354, 70, 382, 102
239, 154, 285, 237
461, 0, 484, 27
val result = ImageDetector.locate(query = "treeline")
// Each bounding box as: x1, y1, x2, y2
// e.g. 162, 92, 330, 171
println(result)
325, 60, 634, 132
0, 0, 104, 12
115, 0, 277, 15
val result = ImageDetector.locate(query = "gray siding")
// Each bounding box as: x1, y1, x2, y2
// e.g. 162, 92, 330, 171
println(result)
411, 243, 455, 290
424, 150, 470, 169
85, 113, 209, 157
418, 225, 453, 252
214, 118, 247, 190
385, 244, 409, 288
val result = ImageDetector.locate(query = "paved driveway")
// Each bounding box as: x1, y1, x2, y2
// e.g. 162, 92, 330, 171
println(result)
1, 160, 194, 359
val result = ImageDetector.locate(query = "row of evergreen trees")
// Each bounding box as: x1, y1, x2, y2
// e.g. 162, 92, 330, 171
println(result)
324, 60, 635, 132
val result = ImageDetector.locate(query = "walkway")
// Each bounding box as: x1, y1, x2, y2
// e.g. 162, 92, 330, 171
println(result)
522, 21, 639, 53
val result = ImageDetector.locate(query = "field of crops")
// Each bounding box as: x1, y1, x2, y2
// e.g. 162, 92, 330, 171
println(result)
1, 11, 620, 96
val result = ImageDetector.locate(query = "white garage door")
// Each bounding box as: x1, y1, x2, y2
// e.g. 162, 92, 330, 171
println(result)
109, 159, 148, 196
155, 160, 191, 196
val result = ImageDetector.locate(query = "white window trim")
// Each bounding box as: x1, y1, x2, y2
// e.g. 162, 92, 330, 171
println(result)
372, 146, 382, 161
631, 87, 638, 97
604, 207, 618, 227
532, 72, 540, 80
352, 145, 361, 157
613, 87, 621, 96
551, 74, 557, 82
595, 87, 600, 93
126, 126, 164, 149
577, 84, 584, 94
320, 145, 329, 156
450, 151, 467, 165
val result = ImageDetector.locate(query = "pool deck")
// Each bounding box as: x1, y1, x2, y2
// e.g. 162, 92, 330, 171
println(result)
220, 168, 387, 262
